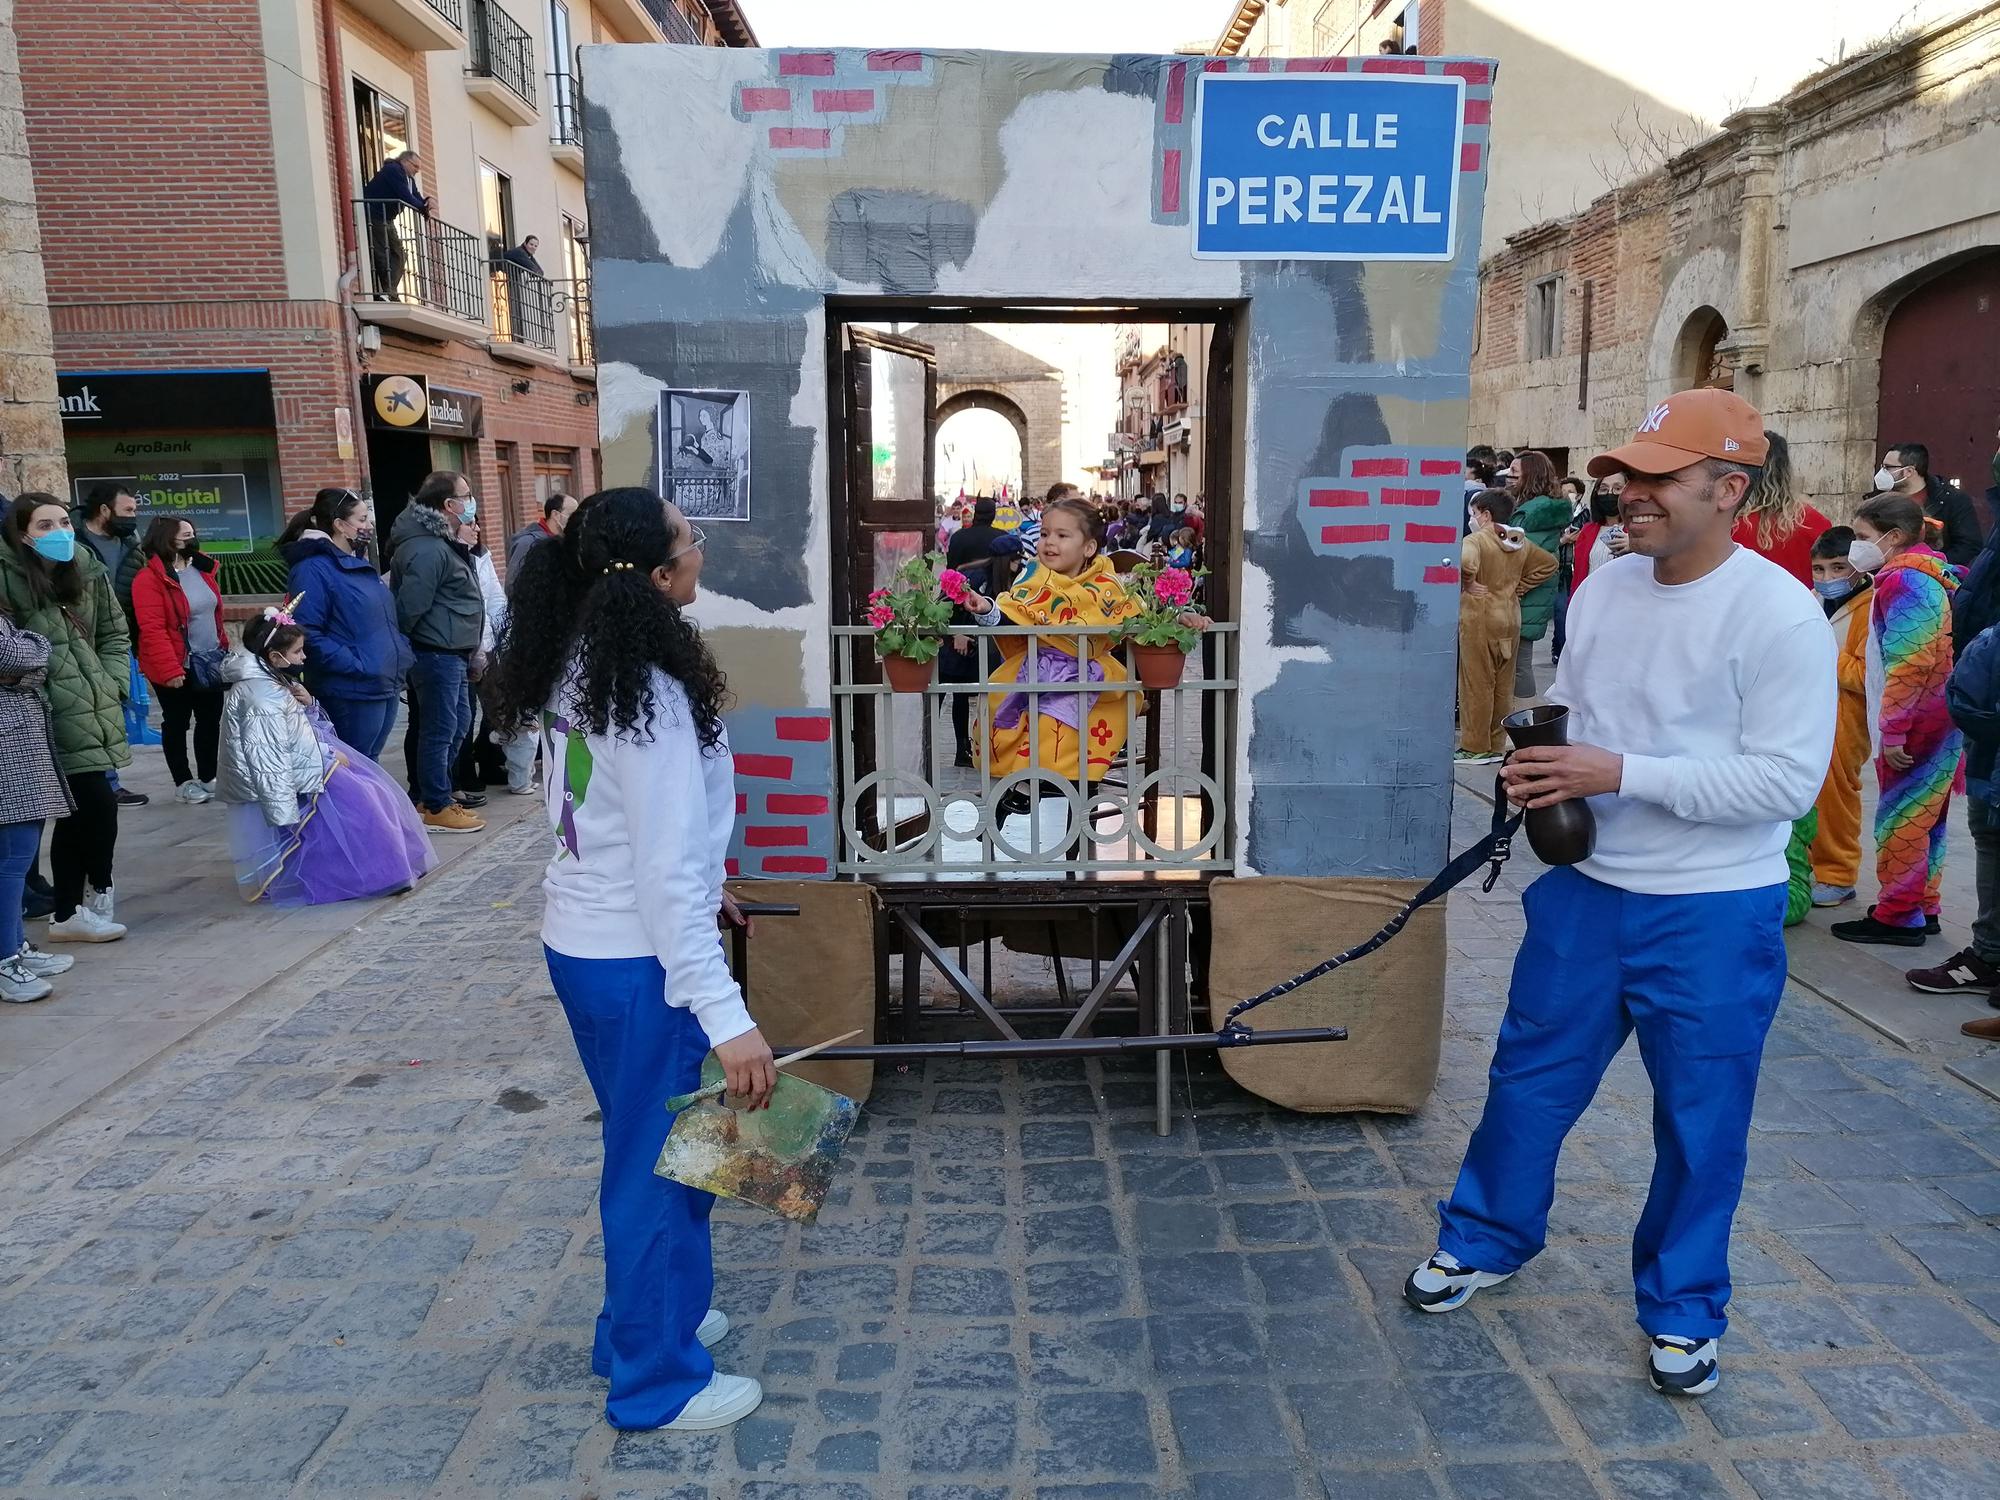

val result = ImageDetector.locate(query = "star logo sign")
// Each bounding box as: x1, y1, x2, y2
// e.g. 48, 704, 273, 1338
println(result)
372, 375, 428, 428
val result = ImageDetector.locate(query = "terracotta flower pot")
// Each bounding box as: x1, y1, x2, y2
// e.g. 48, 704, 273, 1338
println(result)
882, 652, 934, 694
1129, 642, 1188, 690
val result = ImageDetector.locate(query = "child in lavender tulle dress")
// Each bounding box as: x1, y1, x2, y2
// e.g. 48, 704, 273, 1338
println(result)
218, 606, 434, 906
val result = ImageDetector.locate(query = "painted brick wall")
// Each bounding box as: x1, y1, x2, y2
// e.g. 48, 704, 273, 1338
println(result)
17, 0, 289, 303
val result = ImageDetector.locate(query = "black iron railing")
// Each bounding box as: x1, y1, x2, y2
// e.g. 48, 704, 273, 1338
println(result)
424, 0, 466, 29
641, 0, 701, 44
549, 70, 580, 146
467, 0, 536, 109
354, 200, 488, 325
490, 265, 556, 353
554, 278, 593, 366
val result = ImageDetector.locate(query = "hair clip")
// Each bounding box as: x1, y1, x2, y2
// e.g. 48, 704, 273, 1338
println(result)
602, 560, 635, 574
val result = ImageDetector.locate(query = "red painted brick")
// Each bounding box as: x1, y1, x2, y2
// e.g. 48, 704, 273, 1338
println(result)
1420, 459, 1463, 475
866, 50, 922, 71
1460, 143, 1483, 172
813, 88, 875, 113
736, 794, 748, 813
1423, 564, 1462, 584
741, 87, 791, 112
771, 127, 832, 149
1204, 60, 1227, 72
762, 855, 830, 875
1444, 62, 1493, 85
1161, 148, 1182, 215
1308, 488, 1369, 508
1352, 458, 1409, 477
1247, 57, 1269, 72
1464, 98, 1491, 126
779, 51, 835, 76
1164, 62, 1187, 124
744, 824, 810, 847
775, 716, 832, 742
726, 858, 741, 876
1321, 525, 1392, 545
1362, 57, 1427, 74
768, 793, 831, 815
1285, 58, 1349, 71
1404, 523, 1458, 544
733, 753, 794, 779
1382, 488, 1443, 506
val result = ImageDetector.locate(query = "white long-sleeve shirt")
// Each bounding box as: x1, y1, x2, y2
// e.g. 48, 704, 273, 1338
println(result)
539, 669, 754, 1047
1551, 545, 1836, 896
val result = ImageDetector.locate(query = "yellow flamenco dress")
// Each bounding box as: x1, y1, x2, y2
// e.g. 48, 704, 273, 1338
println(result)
984, 557, 1142, 785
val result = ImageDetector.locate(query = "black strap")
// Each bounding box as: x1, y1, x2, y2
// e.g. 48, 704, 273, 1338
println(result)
1218, 774, 1523, 1043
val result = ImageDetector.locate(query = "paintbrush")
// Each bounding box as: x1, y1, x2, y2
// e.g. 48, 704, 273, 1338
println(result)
665, 1029, 865, 1112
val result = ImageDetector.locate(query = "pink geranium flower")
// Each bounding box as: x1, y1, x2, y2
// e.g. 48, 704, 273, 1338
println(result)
865, 604, 895, 629
938, 568, 972, 605
1154, 568, 1195, 608
868, 588, 890, 604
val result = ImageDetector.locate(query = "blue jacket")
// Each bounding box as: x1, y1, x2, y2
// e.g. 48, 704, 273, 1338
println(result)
283, 534, 413, 702
362, 159, 427, 220
1948, 619, 2000, 806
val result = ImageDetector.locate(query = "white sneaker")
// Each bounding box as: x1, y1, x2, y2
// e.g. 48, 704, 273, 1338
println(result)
696, 1308, 729, 1348
85, 885, 116, 921
0, 956, 52, 1003
199, 779, 217, 797
1403, 1249, 1514, 1312
655, 1372, 762, 1431
508, 781, 539, 796
15, 943, 74, 978
46, 906, 126, 943
175, 780, 211, 804
1811, 883, 1856, 908
1648, 1334, 1720, 1396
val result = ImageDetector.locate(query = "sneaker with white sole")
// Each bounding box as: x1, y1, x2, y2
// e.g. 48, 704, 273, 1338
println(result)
1906, 947, 2000, 996
1403, 1249, 1513, 1313
15, 943, 75, 978
85, 885, 116, 922
199, 779, 217, 797
45, 906, 126, 943
1810, 882, 1856, 908
508, 781, 539, 796
696, 1308, 730, 1348
175, 780, 211, 804
0, 956, 52, 1004
1647, 1334, 1719, 1396
655, 1372, 763, 1431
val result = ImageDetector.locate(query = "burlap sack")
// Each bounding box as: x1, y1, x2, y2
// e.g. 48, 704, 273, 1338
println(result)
725, 880, 877, 1104
1210, 877, 1445, 1114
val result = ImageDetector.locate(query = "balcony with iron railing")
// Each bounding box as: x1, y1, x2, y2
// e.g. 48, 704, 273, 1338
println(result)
549, 70, 582, 169
553, 279, 594, 371
350, 0, 463, 52
353, 200, 489, 340
831, 623, 1236, 880
465, 0, 538, 124
643, 0, 703, 44
488, 263, 558, 361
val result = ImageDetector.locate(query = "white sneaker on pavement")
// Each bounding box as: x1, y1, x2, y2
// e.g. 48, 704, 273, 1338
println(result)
15, 942, 74, 977
175, 780, 211, 804
696, 1308, 729, 1348
656, 1372, 763, 1431
508, 781, 538, 795
46, 906, 126, 943
1403, 1248, 1514, 1312
199, 779, 217, 797
1647, 1335, 1720, 1396
0, 956, 52, 1003
85, 885, 116, 921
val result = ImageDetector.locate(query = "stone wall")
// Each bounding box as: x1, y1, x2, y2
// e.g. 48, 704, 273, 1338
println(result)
1471, 3, 2000, 510
0, 0, 63, 498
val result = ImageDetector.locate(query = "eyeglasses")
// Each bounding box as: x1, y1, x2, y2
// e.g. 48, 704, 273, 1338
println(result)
669, 523, 707, 561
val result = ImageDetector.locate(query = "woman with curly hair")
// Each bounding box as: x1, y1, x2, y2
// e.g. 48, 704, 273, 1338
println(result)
488, 487, 774, 1434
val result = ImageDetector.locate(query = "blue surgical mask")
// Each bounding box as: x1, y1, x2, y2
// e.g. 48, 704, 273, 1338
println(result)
1813, 576, 1859, 602
458, 499, 478, 524
30, 528, 75, 564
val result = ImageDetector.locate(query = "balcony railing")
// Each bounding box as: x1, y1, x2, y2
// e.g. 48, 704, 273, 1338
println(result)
831, 623, 1236, 879
354, 200, 488, 326
426, 0, 465, 26
553, 278, 593, 366
489, 264, 557, 353
467, 0, 536, 108
549, 70, 581, 145
642, 0, 702, 43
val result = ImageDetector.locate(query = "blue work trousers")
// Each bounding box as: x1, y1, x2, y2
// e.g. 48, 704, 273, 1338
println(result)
545, 946, 716, 1429
408, 650, 472, 814
1437, 866, 1788, 1340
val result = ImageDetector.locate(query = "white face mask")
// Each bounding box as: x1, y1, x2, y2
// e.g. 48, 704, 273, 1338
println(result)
1874, 466, 1900, 492
1848, 538, 1887, 574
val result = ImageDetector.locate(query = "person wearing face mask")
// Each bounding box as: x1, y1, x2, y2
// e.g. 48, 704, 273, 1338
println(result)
1567, 474, 1628, 594
486, 488, 775, 1434
279, 489, 411, 761
218, 607, 433, 905
132, 515, 231, 805
388, 472, 487, 834
1875, 443, 1980, 568
1807, 527, 1884, 911
0, 494, 132, 943
74, 484, 152, 809
1831, 492, 1964, 946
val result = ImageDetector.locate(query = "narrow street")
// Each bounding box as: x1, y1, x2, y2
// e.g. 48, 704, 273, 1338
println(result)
2, 789, 1997, 1499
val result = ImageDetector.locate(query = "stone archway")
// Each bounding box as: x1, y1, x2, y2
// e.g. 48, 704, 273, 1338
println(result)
1646, 247, 1736, 406
904, 322, 1065, 500
1673, 307, 1733, 391
1862, 248, 2000, 506
935, 388, 1030, 497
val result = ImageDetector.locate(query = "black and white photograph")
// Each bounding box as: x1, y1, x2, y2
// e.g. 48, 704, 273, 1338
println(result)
659, 387, 750, 521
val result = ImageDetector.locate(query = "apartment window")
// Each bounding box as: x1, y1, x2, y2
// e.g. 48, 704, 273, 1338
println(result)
534, 446, 578, 504
478, 161, 516, 262
1310, 1, 1345, 54
352, 78, 411, 183
1398, 2, 1421, 52
1528, 275, 1563, 361
548, 0, 578, 144
495, 441, 521, 532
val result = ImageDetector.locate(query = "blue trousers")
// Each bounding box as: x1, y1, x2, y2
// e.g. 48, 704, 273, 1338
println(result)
0, 819, 38, 957
545, 946, 716, 1429
408, 651, 472, 813
1438, 866, 1788, 1340
318, 693, 398, 762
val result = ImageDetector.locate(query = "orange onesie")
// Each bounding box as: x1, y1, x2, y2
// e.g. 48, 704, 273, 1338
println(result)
1810, 584, 1874, 890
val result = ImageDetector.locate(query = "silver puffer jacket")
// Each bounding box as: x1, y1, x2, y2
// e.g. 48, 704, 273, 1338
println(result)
218, 651, 325, 826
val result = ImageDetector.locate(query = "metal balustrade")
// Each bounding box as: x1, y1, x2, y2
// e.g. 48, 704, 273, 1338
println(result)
353, 201, 489, 326
467, 0, 537, 108
490, 265, 557, 352
549, 71, 581, 145
553, 278, 594, 366
425, 0, 465, 29
831, 623, 1237, 879
641, 0, 702, 44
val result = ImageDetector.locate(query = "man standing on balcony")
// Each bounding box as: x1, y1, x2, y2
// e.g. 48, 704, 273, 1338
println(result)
503, 236, 546, 277
362, 151, 431, 302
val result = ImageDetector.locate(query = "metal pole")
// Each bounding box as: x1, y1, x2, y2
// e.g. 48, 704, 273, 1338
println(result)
765, 1027, 1345, 1061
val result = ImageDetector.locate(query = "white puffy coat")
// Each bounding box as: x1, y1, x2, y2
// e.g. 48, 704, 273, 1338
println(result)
218, 652, 325, 826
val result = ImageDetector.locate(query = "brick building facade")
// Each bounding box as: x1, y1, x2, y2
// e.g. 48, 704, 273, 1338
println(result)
17, 0, 752, 590
1470, 3, 2000, 511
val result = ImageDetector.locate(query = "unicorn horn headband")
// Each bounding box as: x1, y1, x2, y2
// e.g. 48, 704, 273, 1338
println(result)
262, 591, 304, 627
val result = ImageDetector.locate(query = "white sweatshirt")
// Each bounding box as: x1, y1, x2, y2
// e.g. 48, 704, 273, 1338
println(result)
539, 669, 754, 1047
1550, 546, 1836, 896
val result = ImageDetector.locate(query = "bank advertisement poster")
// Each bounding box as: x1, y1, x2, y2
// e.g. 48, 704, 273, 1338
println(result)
659, 389, 750, 521
71, 473, 258, 551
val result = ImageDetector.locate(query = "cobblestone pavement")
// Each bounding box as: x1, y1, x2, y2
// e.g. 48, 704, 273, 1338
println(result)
2, 797, 2000, 1499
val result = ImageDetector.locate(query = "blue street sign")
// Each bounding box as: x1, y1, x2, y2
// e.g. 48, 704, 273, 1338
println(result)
1190, 72, 1466, 261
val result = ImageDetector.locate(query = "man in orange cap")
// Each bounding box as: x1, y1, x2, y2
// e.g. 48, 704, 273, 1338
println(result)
1406, 388, 1836, 1400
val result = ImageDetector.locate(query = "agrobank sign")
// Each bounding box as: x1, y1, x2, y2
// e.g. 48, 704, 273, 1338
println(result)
1190, 72, 1466, 262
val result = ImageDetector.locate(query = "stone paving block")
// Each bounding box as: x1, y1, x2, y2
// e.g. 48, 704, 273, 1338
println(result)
899, 1392, 1018, 1474
1870, 1129, 1995, 1175
41, 1231, 178, 1285
1318, 1197, 1430, 1249
607, 1425, 723, 1474
793, 1265, 898, 1312
1315, 1467, 1441, 1499
1936, 1172, 2000, 1217
128, 1341, 269, 1398
1781, 1231, 1921, 1286
1547, 1371, 1690, 1448
1696, 1367, 1826, 1438
1167, 1382, 1292, 1467
1031, 1390, 1156, 1477
1028, 1320, 1147, 1388
1447, 1460, 1598, 1499
0, 1291, 94, 1350
1020, 1121, 1097, 1159
911, 1325, 1019, 1390
835, 1342, 896, 1383
1134, 1199, 1220, 1252
1379, 1306, 1509, 1374
306, 1402, 475, 1488
1286, 1377, 1426, 1459
1829, 1178, 1961, 1226
77, 1284, 214, 1342
1261, 1304, 1394, 1382
812, 1429, 882, 1473
926, 1163, 1007, 1206
1800, 1362, 1964, 1438
261, 1228, 376, 1280
482, 1225, 574, 1272
49, 1403, 347, 1486
732, 1412, 796, 1472
154, 1232, 265, 1281
1140, 1252, 1250, 1310
73, 1149, 176, 1191
1741, 1179, 1863, 1232
252, 1342, 506, 1399
0, 1408, 79, 1485
320, 1280, 439, 1339
1246, 1247, 1344, 1305
1296, 1148, 1399, 1194
401, 1179, 508, 1220
1494, 1303, 1635, 1372
1893, 1227, 2000, 1284
1118, 1156, 1217, 1199
1228, 1200, 1321, 1246
1730, 1294, 1877, 1354
206, 1187, 315, 1229
1025, 1258, 1129, 1316
1024, 1206, 1121, 1259
1849, 1291, 1998, 1356
108, 1191, 217, 1233
1408, 1372, 1562, 1457
3, 1347, 148, 1401
1191, 1470, 1296, 1500
363, 1226, 476, 1278
1733, 1457, 1894, 1500
801, 1213, 909, 1260
1599, 1457, 1733, 1498
1148, 1311, 1263, 1377
1877, 1450, 2000, 1500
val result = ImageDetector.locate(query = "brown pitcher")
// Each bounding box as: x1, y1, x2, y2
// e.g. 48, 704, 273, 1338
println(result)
1501, 704, 1597, 866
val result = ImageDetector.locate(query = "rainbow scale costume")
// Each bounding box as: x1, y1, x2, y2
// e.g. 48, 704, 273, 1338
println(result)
1871, 545, 1964, 928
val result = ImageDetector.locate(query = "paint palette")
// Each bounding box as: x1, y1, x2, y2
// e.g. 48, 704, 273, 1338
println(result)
655, 1063, 859, 1224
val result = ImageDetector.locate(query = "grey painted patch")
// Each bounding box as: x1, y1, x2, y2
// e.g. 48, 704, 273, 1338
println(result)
581, 96, 663, 266
824, 191, 978, 294
1103, 55, 1166, 99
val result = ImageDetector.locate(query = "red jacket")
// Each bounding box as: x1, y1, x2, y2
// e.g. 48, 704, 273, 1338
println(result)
132, 552, 230, 686
1732, 505, 1831, 588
